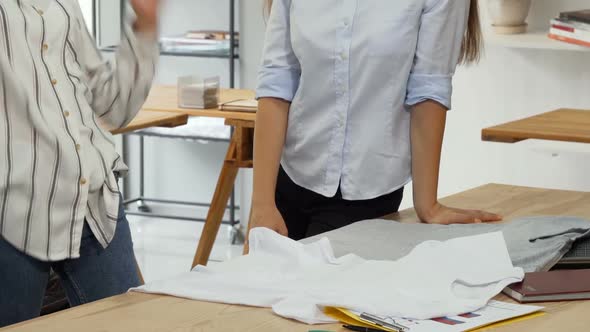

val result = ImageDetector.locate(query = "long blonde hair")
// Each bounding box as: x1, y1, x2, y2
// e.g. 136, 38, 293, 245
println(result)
263, 0, 482, 64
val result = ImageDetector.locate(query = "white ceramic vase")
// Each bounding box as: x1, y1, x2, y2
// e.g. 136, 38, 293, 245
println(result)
487, 0, 533, 34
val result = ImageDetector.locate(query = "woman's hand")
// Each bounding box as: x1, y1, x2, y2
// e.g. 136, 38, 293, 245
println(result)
409, 102, 502, 226
130, 0, 160, 33
416, 202, 502, 225
245, 98, 291, 253
243, 203, 288, 254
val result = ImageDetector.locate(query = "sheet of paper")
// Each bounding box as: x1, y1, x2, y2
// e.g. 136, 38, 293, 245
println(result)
342, 301, 543, 332
225, 99, 258, 107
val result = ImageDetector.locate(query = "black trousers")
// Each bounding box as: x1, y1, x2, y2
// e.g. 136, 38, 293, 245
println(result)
275, 167, 404, 240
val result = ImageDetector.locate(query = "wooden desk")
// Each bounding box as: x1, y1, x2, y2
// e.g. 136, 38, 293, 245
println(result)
110, 110, 189, 135
4, 184, 590, 332
142, 86, 256, 267
482, 109, 590, 143
143, 85, 256, 122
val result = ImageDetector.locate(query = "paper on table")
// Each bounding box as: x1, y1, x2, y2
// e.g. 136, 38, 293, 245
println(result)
325, 301, 544, 332
218, 99, 258, 112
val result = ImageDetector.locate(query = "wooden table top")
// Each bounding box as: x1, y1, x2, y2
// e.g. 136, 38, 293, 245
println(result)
110, 110, 189, 135
143, 85, 257, 122
4, 184, 590, 332
482, 109, 590, 144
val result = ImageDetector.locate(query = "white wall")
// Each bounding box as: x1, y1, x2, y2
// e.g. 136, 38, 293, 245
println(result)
237, 0, 590, 218
237, 0, 266, 226
432, 0, 590, 208
78, 0, 94, 33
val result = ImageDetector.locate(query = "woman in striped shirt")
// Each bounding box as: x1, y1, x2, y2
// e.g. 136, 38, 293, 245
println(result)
0, 0, 159, 327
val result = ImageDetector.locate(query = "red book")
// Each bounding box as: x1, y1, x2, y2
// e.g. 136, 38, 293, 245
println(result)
551, 24, 574, 33
550, 18, 590, 32
503, 269, 590, 303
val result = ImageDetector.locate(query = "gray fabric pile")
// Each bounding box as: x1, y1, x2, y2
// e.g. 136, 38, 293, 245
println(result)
302, 217, 590, 272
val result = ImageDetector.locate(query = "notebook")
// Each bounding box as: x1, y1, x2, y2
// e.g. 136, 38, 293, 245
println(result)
556, 235, 590, 268
218, 99, 258, 112
503, 269, 590, 303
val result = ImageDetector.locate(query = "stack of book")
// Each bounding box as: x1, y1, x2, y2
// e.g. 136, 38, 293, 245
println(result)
549, 10, 590, 48
160, 30, 239, 54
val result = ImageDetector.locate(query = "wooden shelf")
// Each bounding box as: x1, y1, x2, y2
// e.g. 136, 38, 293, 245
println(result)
486, 30, 590, 52
482, 109, 590, 144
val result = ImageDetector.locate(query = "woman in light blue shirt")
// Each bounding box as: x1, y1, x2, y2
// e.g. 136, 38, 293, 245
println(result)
249, 0, 502, 241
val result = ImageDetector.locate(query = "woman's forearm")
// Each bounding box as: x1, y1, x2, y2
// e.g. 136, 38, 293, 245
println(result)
410, 100, 447, 220
252, 98, 290, 207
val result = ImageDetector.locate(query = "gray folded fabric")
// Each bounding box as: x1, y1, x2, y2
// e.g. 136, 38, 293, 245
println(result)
302, 217, 590, 272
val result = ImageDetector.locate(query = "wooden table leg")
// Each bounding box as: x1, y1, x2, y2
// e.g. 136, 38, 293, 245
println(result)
192, 120, 254, 268
136, 260, 145, 285
192, 138, 240, 268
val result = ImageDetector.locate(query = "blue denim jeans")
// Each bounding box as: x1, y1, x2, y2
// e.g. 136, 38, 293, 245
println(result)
0, 198, 141, 327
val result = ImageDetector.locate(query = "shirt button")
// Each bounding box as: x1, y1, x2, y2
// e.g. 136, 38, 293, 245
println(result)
36, 9, 44, 15
64, 111, 70, 117
43, 44, 48, 51
51, 79, 57, 85
75, 144, 81, 151
80, 178, 87, 185
343, 18, 350, 26
340, 52, 348, 60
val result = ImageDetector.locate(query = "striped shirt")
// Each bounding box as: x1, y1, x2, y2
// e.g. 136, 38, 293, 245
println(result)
0, 0, 158, 261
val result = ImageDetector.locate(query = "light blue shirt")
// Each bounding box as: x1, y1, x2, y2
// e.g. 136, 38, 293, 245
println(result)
256, 0, 470, 200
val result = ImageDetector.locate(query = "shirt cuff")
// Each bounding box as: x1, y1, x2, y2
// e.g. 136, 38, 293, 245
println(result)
405, 74, 453, 110
256, 68, 300, 101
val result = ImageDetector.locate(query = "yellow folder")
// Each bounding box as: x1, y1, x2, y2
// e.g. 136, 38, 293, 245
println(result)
324, 307, 545, 332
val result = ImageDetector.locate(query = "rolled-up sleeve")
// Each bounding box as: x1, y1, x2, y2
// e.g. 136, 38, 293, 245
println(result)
256, 0, 301, 102
405, 0, 470, 110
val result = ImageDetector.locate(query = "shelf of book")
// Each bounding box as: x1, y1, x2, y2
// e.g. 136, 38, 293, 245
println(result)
100, 45, 240, 59
486, 29, 590, 52
487, 9, 590, 52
